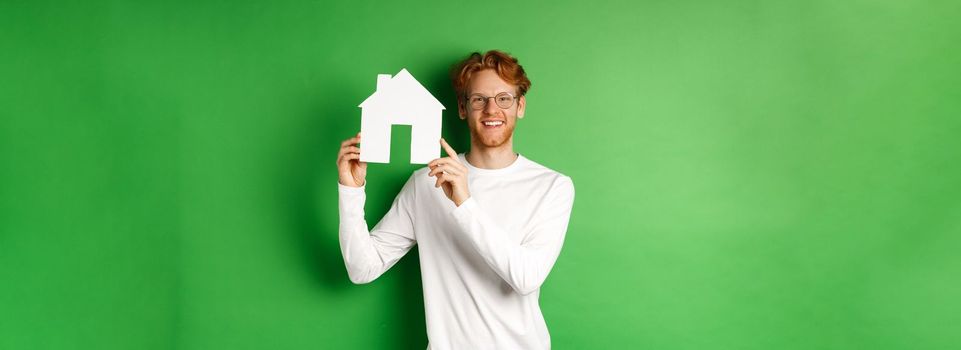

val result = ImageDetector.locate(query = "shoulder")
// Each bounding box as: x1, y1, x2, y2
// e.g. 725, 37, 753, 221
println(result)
518, 155, 575, 193
405, 166, 437, 194
411, 166, 433, 184
392, 168, 430, 200
520, 155, 574, 185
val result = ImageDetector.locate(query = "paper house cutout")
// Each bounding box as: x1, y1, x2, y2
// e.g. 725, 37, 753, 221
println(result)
358, 68, 445, 164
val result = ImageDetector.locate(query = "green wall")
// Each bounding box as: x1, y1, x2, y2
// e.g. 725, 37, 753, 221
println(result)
2, 1, 959, 349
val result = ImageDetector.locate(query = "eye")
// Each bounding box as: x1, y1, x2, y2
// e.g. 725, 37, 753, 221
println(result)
497, 96, 512, 103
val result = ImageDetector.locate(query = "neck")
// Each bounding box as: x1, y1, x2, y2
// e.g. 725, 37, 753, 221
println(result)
466, 138, 518, 169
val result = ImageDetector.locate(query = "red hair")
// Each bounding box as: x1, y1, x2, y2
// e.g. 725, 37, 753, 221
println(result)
450, 50, 531, 98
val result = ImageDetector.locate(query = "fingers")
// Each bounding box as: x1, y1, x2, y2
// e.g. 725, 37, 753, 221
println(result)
340, 132, 362, 147
427, 140, 467, 187
428, 163, 462, 177
340, 135, 361, 148
435, 172, 454, 188
339, 146, 360, 157
429, 162, 465, 190
337, 132, 362, 166
439, 138, 460, 163
427, 158, 466, 177
338, 152, 361, 166
337, 145, 360, 165
427, 157, 466, 170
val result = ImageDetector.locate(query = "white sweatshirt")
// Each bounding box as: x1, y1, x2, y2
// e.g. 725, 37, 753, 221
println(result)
338, 153, 575, 349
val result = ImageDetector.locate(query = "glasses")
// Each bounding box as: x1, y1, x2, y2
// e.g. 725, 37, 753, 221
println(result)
465, 92, 518, 110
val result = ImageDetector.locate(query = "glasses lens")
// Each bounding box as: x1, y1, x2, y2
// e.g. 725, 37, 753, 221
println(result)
468, 95, 486, 110
495, 93, 514, 108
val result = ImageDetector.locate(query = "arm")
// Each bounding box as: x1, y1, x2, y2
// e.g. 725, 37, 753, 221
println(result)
449, 176, 575, 295
338, 176, 417, 284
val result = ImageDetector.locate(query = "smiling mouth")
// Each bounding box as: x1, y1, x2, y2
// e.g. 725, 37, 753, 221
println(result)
481, 120, 505, 128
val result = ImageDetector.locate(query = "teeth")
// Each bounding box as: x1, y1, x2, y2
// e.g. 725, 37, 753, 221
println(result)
483, 121, 504, 126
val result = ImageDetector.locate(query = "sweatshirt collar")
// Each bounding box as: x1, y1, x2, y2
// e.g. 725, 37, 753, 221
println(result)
458, 152, 525, 176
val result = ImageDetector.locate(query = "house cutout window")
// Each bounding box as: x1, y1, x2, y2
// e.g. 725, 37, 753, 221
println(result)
358, 68, 446, 164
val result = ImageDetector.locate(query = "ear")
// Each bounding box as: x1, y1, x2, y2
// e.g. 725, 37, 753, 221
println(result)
517, 95, 526, 119
457, 99, 467, 120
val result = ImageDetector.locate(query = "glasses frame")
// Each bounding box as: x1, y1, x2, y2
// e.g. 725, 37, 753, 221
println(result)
464, 92, 519, 110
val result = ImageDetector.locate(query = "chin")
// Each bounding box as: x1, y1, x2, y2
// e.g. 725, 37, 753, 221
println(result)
480, 137, 509, 148
471, 124, 515, 148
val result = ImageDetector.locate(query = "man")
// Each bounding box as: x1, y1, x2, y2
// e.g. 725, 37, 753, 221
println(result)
335, 50, 575, 349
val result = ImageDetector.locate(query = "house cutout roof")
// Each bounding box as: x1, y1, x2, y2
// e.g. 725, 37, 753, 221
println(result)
359, 68, 446, 111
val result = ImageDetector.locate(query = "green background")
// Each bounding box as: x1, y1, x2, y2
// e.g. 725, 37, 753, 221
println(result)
2, 1, 959, 349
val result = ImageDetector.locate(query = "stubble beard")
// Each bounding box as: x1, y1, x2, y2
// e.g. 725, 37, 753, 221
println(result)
470, 121, 515, 148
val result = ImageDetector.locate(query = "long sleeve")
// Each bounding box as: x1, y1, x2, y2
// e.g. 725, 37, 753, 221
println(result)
338, 175, 417, 284
449, 176, 575, 295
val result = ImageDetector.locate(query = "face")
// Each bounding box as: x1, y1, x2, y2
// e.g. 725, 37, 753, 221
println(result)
458, 69, 526, 149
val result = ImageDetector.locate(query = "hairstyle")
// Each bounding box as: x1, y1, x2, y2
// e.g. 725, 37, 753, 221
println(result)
450, 50, 532, 98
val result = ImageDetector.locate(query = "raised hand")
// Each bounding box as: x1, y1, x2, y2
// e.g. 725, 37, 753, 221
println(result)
428, 138, 470, 206
336, 132, 367, 187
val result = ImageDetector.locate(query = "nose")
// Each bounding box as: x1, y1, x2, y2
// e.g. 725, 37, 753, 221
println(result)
483, 97, 500, 115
